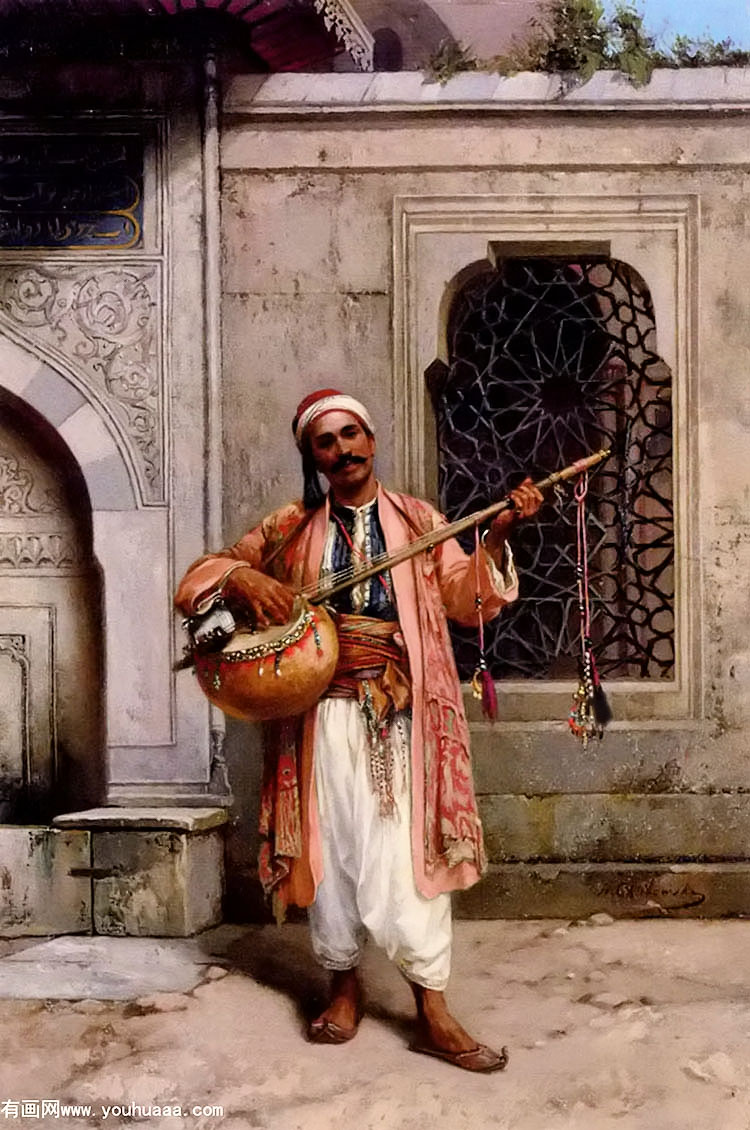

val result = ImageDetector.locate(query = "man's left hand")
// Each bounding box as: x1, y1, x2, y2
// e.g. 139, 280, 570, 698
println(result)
483, 477, 544, 559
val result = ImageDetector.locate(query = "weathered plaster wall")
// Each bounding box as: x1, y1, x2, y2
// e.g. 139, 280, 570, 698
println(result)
218, 70, 750, 916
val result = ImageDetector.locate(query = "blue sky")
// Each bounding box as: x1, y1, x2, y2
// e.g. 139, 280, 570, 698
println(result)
606, 0, 750, 47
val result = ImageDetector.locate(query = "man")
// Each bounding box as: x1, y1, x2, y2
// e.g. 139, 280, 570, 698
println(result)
175, 388, 542, 1073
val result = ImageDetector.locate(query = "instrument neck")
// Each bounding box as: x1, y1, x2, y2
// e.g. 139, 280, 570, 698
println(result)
305, 447, 611, 606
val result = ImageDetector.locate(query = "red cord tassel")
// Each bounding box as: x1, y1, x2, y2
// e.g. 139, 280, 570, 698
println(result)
480, 667, 498, 721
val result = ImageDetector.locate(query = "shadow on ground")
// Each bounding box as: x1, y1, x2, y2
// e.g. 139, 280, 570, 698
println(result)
200, 922, 416, 1038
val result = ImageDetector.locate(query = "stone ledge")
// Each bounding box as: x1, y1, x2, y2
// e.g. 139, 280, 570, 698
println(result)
225, 68, 750, 116
456, 861, 750, 919
53, 807, 228, 833
471, 726, 703, 795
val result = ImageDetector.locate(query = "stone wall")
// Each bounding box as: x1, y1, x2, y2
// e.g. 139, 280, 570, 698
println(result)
218, 69, 750, 917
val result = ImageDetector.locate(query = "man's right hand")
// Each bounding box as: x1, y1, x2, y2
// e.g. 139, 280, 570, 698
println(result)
221, 566, 295, 628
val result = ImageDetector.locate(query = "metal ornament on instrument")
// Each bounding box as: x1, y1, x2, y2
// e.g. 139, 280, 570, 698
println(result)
193, 596, 339, 722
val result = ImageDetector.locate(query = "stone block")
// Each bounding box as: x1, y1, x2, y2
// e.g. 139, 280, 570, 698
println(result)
54, 808, 227, 938
0, 336, 45, 397
479, 792, 750, 863
23, 364, 86, 428
456, 862, 750, 920
491, 72, 562, 101
92, 509, 173, 754
91, 828, 224, 938
0, 827, 90, 936
361, 73, 434, 104
433, 72, 503, 102
58, 403, 117, 467
248, 72, 373, 105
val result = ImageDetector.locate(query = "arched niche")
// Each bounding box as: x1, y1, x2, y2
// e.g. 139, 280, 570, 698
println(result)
0, 332, 178, 796
0, 386, 105, 820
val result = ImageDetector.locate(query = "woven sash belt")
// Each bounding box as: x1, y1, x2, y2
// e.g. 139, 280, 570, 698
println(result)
324, 614, 411, 815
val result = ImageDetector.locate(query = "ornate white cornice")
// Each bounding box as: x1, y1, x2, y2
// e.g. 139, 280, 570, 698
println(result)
312, 0, 374, 72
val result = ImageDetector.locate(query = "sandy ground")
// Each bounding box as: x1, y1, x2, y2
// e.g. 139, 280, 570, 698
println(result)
1, 918, 750, 1129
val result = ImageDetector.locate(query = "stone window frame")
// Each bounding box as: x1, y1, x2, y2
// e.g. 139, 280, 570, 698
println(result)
392, 193, 700, 725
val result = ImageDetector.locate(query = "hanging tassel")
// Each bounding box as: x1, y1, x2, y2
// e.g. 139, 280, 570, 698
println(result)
590, 654, 612, 728
472, 661, 498, 721
472, 524, 498, 721
568, 655, 597, 747
569, 472, 611, 745
480, 666, 498, 721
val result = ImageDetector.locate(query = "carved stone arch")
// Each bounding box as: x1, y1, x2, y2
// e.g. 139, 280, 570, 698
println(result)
0, 332, 138, 511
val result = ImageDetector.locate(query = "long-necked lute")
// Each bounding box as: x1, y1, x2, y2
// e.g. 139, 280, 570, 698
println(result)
185, 447, 611, 721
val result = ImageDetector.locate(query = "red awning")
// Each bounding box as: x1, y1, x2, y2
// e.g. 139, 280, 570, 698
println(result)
152, 0, 372, 71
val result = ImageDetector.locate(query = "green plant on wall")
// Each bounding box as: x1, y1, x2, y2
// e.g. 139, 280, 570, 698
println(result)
527, 0, 611, 81
426, 38, 478, 84
426, 0, 750, 85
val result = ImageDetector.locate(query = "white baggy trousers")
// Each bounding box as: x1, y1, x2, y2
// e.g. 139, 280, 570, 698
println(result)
308, 697, 452, 990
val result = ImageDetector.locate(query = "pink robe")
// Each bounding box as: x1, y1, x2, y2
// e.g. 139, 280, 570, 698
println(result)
175, 484, 518, 908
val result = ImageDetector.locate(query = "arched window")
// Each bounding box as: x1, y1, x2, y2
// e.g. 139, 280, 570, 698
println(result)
373, 27, 403, 71
430, 257, 674, 682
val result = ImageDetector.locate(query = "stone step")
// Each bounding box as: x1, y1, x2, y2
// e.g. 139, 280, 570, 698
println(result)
455, 862, 750, 920
478, 791, 750, 862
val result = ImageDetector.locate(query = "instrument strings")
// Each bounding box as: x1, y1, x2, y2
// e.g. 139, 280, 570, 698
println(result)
300, 520, 448, 601
300, 545, 401, 602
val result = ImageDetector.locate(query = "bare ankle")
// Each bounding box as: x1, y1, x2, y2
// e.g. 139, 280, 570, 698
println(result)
409, 984, 479, 1054
410, 984, 447, 1018
331, 967, 360, 998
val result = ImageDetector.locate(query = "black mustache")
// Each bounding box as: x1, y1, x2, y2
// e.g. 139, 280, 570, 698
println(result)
331, 454, 367, 472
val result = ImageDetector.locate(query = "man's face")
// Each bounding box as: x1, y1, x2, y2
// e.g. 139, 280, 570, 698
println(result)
306, 409, 376, 498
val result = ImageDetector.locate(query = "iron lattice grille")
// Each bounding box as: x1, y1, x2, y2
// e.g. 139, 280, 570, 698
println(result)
434, 258, 674, 681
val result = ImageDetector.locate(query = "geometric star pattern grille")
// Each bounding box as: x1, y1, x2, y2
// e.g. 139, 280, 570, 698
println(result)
432, 258, 674, 681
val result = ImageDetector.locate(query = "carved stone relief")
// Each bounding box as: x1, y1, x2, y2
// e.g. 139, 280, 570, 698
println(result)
0, 533, 83, 571
0, 428, 87, 574
0, 452, 62, 514
0, 633, 27, 665
0, 264, 163, 501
